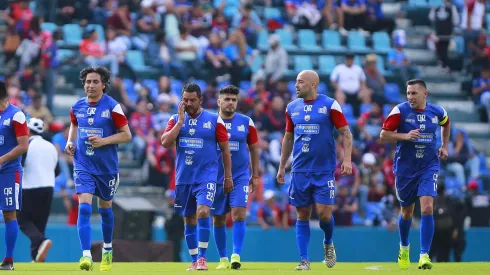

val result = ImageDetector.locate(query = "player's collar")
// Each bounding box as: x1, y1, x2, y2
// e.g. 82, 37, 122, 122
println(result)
86, 94, 104, 105
303, 94, 319, 103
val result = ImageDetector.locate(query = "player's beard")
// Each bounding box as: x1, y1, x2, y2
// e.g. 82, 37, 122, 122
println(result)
221, 110, 234, 117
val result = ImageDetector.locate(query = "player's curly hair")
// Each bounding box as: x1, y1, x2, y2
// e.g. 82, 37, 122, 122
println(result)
219, 85, 239, 96
182, 83, 202, 98
79, 66, 112, 93
0, 81, 6, 100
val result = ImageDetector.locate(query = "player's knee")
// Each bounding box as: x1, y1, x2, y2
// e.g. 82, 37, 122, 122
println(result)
318, 212, 332, 223
196, 206, 210, 219
421, 204, 433, 215
2, 210, 16, 222
296, 208, 311, 221
231, 208, 246, 221
401, 209, 413, 220
184, 215, 197, 225
213, 215, 227, 227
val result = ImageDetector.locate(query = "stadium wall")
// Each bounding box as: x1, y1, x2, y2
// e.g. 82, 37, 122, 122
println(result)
0, 225, 488, 262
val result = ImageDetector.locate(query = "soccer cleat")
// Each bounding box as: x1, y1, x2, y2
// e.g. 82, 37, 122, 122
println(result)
100, 250, 113, 272
196, 257, 208, 271
230, 254, 241, 270
79, 256, 94, 271
398, 245, 410, 270
294, 259, 311, 270
418, 253, 433, 270
186, 262, 198, 271
0, 261, 14, 270
216, 258, 230, 270
324, 243, 336, 268
35, 239, 52, 262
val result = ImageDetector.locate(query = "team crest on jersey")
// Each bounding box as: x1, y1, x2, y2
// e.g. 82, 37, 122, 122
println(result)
318, 106, 327, 114
87, 108, 96, 115
237, 125, 245, 132
189, 128, 196, 136
419, 124, 426, 131
86, 145, 94, 156
3, 118, 10, 126
102, 109, 110, 118
203, 121, 211, 129
0, 135, 4, 145
88, 118, 94, 125
432, 117, 439, 124
185, 156, 193, 165
304, 115, 310, 122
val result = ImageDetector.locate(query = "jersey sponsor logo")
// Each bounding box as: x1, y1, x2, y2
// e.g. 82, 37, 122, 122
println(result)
76, 113, 85, 118
3, 118, 10, 126
237, 125, 245, 132
304, 105, 313, 112
405, 118, 415, 123
102, 109, 110, 118
291, 112, 299, 117
79, 127, 104, 138
318, 106, 327, 114
301, 136, 311, 141
189, 119, 198, 126
179, 137, 204, 148
229, 141, 240, 151
87, 108, 97, 116
0, 135, 3, 145
203, 121, 212, 129
415, 133, 434, 143
185, 150, 195, 155
417, 114, 426, 122
295, 124, 320, 134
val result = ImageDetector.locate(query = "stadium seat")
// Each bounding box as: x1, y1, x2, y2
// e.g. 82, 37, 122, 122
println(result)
294, 55, 313, 72
194, 79, 208, 91
354, 55, 362, 66
62, 24, 82, 46
288, 81, 296, 93
318, 82, 328, 95
239, 81, 252, 91
453, 36, 465, 54
318, 55, 336, 75
125, 50, 148, 71
298, 29, 322, 52
365, 202, 382, 222
264, 7, 281, 20
123, 79, 137, 102
372, 32, 391, 54
428, 0, 443, 7
384, 83, 402, 103
276, 29, 297, 51
41, 22, 57, 33
87, 24, 105, 43
257, 29, 269, 51
377, 55, 390, 76
170, 79, 183, 95
347, 31, 370, 54
360, 103, 372, 114
251, 55, 264, 73
342, 104, 356, 125
56, 49, 75, 63
382, 104, 392, 117
322, 30, 346, 53
142, 79, 159, 100
218, 80, 230, 90
408, 0, 428, 7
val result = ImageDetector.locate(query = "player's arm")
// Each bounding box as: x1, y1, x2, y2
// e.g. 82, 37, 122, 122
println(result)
380, 106, 418, 142
439, 107, 451, 160
161, 103, 185, 148
65, 108, 79, 156
89, 104, 132, 147
331, 100, 353, 175
247, 118, 260, 191
278, 111, 294, 172
0, 112, 28, 165
216, 117, 232, 180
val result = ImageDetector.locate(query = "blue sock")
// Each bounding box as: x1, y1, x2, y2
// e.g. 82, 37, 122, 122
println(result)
198, 218, 210, 258
98, 208, 114, 250
398, 216, 412, 247
319, 216, 334, 245
213, 225, 227, 258
232, 221, 246, 255
296, 220, 310, 261
420, 214, 434, 254
184, 225, 198, 262
5, 220, 18, 261
77, 203, 92, 251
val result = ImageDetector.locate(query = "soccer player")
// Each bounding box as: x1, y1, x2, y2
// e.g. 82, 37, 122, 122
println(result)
212, 85, 260, 270
161, 83, 233, 271
276, 70, 353, 270
380, 79, 450, 270
65, 67, 132, 271
0, 81, 29, 271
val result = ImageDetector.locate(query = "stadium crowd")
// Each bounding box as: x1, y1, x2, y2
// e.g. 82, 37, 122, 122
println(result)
1, 0, 489, 234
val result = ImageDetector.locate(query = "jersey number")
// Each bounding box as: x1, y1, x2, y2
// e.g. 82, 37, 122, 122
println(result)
4, 188, 13, 206
433, 174, 439, 192
206, 183, 215, 202
5, 197, 12, 206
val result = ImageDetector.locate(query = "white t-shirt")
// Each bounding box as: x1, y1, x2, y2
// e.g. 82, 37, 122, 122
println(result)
461, 1, 485, 31
22, 136, 58, 189
330, 63, 366, 94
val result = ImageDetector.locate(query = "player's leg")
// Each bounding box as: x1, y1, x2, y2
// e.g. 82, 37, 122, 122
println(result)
416, 171, 438, 269
229, 180, 249, 269
175, 184, 198, 270
17, 188, 39, 261
183, 215, 198, 270
32, 187, 54, 263
212, 183, 230, 269
0, 171, 22, 270
395, 176, 418, 270
194, 182, 216, 270
74, 171, 96, 271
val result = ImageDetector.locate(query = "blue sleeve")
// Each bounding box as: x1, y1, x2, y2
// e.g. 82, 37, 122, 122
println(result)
358, 0, 366, 6
251, 12, 262, 26
473, 78, 481, 88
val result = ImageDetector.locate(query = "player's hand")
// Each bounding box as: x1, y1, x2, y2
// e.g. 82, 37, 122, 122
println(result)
88, 135, 106, 148
276, 167, 286, 185
438, 146, 448, 161
405, 129, 420, 141
177, 102, 185, 123
224, 177, 234, 194
64, 142, 75, 156
249, 176, 259, 193
341, 160, 352, 176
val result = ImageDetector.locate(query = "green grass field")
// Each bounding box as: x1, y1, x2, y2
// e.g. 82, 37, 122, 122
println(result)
8, 262, 490, 275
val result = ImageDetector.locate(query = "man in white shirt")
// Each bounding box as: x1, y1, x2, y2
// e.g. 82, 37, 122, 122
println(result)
18, 118, 58, 263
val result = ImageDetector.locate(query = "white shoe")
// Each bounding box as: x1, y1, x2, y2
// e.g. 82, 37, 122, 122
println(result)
35, 239, 52, 262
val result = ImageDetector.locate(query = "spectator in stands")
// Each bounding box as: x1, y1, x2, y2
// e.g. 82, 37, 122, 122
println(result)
358, 152, 376, 211
363, 53, 387, 104
172, 25, 201, 81
247, 79, 271, 109
334, 149, 360, 196
382, 150, 395, 189
470, 33, 490, 72
264, 96, 286, 133
135, 0, 162, 50
182, 3, 212, 49
367, 161, 386, 202
105, 27, 138, 83
321, 0, 347, 35
429, 0, 460, 72
201, 80, 219, 110
224, 29, 258, 86
211, 10, 229, 40
331, 52, 368, 117
357, 101, 384, 143
270, 78, 292, 103
387, 36, 418, 84
341, 0, 368, 34
232, 3, 262, 48
465, 180, 490, 227
205, 33, 232, 81
446, 129, 480, 186
107, 2, 133, 46
4, 0, 33, 35
157, 76, 179, 105
146, 131, 169, 188
3, 26, 21, 66
282, 204, 296, 230
285, 0, 322, 30
107, 77, 135, 114
257, 190, 282, 230
152, 94, 173, 133
93, 0, 113, 26
80, 29, 119, 76
129, 99, 155, 162
379, 194, 398, 230
461, 0, 485, 57
56, 0, 76, 25
247, 99, 268, 132
25, 93, 53, 127
51, 122, 74, 188
472, 66, 490, 117
364, 0, 395, 35
333, 182, 359, 226
253, 34, 288, 89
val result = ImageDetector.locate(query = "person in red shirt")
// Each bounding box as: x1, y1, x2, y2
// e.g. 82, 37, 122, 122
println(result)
5, 0, 33, 34
80, 29, 119, 76
129, 99, 154, 163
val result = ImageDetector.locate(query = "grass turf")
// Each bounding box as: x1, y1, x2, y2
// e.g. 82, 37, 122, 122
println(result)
7, 262, 490, 274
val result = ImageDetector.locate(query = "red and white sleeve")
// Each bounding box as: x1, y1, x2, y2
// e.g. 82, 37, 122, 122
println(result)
382, 106, 401, 131
13, 111, 28, 137
330, 100, 348, 129
247, 117, 259, 145
112, 104, 129, 129
163, 115, 176, 134
70, 108, 78, 126
285, 110, 294, 133
216, 116, 229, 143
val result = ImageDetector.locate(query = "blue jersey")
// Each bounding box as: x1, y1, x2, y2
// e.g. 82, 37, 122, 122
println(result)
0, 104, 28, 173
285, 95, 348, 173
382, 102, 449, 177
70, 94, 128, 175
164, 109, 229, 185
217, 113, 259, 183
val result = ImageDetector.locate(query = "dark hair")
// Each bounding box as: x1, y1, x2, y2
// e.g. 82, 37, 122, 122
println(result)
33, 93, 43, 101
219, 85, 239, 96
30, 16, 41, 34
406, 79, 427, 90
182, 83, 202, 97
0, 81, 6, 100
79, 66, 111, 93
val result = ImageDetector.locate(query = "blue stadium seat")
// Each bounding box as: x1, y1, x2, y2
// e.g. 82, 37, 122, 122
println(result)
365, 202, 382, 222
62, 24, 82, 46
194, 80, 208, 91
377, 55, 390, 76
382, 104, 392, 117
453, 36, 465, 54
56, 49, 75, 63
251, 55, 264, 73
342, 104, 356, 124
276, 29, 297, 51
298, 29, 322, 52
288, 81, 296, 93
408, 0, 428, 7
428, 0, 443, 7
247, 202, 261, 223
123, 79, 137, 102
372, 32, 391, 54
264, 7, 281, 20
41, 22, 57, 33
360, 103, 372, 114
322, 30, 346, 53
318, 82, 328, 95
126, 50, 148, 71
354, 55, 362, 66
257, 29, 269, 51
384, 83, 402, 103
142, 79, 159, 100
347, 31, 370, 54
239, 81, 252, 91
218, 80, 230, 90
87, 24, 105, 43
294, 55, 313, 72
318, 55, 336, 75
170, 79, 183, 94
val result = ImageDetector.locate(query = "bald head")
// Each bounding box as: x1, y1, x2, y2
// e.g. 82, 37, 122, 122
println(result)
298, 70, 319, 87
295, 70, 319, 100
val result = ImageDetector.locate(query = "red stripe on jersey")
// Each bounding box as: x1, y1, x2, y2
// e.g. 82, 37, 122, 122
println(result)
330, 109, 348, 129
441, 117, 450, 127
13, 121, 28, 137
382, 113, 401, 131
216, 122, 229, 143
15, 171, 20, 184
285, 111, 294, 133
247, 125, 259, 145
164, 118, 175, 133
112, 111, 128, 129
70, 108, 78, 126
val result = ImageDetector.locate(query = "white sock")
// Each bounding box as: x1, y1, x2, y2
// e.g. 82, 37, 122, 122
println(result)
103, 243, 112, 250
83, 250, 92, 258
220, 257, 228, 261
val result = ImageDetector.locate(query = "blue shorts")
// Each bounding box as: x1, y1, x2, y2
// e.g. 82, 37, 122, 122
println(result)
212, 179, 249, 216
288, 172, 335, 207
174, 182, 217, 216
395, 170, 439, 207
0, 170, 22, 211
74, 171, 119, 201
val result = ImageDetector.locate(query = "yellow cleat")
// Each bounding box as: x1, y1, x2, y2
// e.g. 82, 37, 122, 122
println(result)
418, 253, 433, 270
397, 245, 410, 270
100, 250, 113, 272
216, 258, 230, 270
230, 254, 241, 270
79, 256, 94, 271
